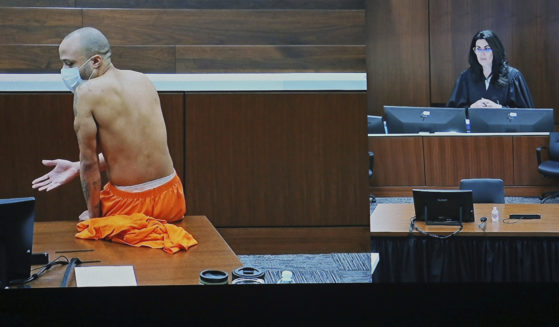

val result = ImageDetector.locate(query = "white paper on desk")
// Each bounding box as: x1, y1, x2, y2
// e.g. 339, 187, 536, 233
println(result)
75, 266, 137, 287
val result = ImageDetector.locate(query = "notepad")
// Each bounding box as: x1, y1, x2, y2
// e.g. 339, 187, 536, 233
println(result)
75, 266, 137, 287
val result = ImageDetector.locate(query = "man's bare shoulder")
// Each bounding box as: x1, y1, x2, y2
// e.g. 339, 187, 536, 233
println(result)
75, 74, 109, 101
119, 69, 152, 84
74, 80, 99, 110
78, 69, 150, 96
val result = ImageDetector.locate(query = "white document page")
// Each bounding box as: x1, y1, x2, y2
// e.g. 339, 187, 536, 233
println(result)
75, 266, 138, 287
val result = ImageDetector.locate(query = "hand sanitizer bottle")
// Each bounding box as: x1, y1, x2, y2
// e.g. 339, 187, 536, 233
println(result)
491, 206, 500, 223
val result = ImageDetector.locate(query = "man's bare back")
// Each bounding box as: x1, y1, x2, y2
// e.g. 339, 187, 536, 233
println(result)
77, 68, 174, 186
32, 27, 182, 220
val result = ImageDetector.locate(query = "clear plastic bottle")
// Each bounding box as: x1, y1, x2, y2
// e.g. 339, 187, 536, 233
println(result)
491, 206, 500, 223
277, 270, 295, 284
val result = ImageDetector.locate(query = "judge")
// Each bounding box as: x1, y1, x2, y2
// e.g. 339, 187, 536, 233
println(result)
447, 30, 534, 108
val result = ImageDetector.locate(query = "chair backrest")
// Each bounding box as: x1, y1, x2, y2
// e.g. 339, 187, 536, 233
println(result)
368, 152, 374, 178
367, 115, 385, 134
549, 132, 559, 161
459, 178, 505, 203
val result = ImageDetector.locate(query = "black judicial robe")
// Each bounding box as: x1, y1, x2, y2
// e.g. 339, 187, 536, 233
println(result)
447, 66, 534, 108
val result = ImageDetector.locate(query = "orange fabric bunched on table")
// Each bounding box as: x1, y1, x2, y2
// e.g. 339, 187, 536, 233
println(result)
75, 213, 198, 254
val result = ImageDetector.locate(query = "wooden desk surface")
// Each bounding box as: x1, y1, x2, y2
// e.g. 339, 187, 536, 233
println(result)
370, 203, 559, 237
31, 216, 242, 287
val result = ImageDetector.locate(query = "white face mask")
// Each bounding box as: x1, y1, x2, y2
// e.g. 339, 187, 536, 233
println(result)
60, 56, 95, 93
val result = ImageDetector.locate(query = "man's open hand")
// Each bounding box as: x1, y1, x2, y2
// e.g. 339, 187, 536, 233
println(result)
32, 159, 79, 192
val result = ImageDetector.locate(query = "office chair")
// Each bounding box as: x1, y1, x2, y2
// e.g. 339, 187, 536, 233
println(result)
369, 151, 376, 203
459, 178, 505, 203
536, 132, 559, 203
367, 115, 385, 134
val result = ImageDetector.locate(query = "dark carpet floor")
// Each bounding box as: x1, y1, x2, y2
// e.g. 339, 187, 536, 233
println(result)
238, 252, 372, 284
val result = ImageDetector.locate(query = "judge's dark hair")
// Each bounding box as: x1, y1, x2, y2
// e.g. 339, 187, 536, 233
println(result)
468, 30, 508, 87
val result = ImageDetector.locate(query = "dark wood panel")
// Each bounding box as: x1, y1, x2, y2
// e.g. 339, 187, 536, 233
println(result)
424, 136, 514, 186
370, 185, 557, 198
83, 9, 365, 46
368, 136, 425, 186
0, 0, 365, 8
0, 93, 82, 221
176, 45, 366, 73
369, 134, 557, 197
111, 46, 176, 73
429, 0, 559, 116
185, 93, 369, 227
366, 0, 430, 116
0, 45, 62, 73
219, 226, 370, 254
0, 7, 365, 73
513, 135, 553, 186
0, 0, 74, 6
159, 93, 185, 186
0, 8, 82, 44
0, 45, 175, 73
0, 44, 363, 74
75, 0, 365, 9
528, 1, 559, 120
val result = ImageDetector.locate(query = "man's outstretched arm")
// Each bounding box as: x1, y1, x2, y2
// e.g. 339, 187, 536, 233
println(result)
32, 155, 107, 192
74, 91, 101, 218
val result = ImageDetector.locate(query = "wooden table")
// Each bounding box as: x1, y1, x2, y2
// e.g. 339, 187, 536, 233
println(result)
30, 216, 242, 287
370, 203, 559, 282
371, 203, 559, 236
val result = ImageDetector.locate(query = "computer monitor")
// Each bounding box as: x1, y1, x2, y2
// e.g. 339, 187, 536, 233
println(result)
367, 115, 385, 134
468, 108, 555, 133
412, 189, 474, 226
0, 197, 35, 287
384, 106, 467, 133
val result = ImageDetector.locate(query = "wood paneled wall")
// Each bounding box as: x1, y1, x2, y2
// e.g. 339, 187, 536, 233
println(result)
0, 92, 369, 228
366, 0, 430, 115
0, 2, 366, 73
368, 135, 553, 197
423, 136, 514, 186
367, 0, 559, 122
185, 93, 369, 227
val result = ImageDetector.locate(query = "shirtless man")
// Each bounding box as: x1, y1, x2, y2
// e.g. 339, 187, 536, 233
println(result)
32, 27, 186, 222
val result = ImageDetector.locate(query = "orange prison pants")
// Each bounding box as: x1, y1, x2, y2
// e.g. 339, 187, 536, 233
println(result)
100, 173, 186, 222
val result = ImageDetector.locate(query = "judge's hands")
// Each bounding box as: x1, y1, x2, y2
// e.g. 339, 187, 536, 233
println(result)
32, 159, 80, 192
470, 98, 502, 108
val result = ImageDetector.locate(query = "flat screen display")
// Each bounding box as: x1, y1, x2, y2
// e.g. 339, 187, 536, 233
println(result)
468, 108, 554, 133
384, 106, 467, 133
0, 197, 35, 286
413, 189, 474, 225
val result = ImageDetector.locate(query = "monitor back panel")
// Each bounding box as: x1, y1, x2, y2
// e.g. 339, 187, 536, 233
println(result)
0, 197, 35, 284
469, 108, 555, 133
367, 115, 385, 134
384, 106, 467, 133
